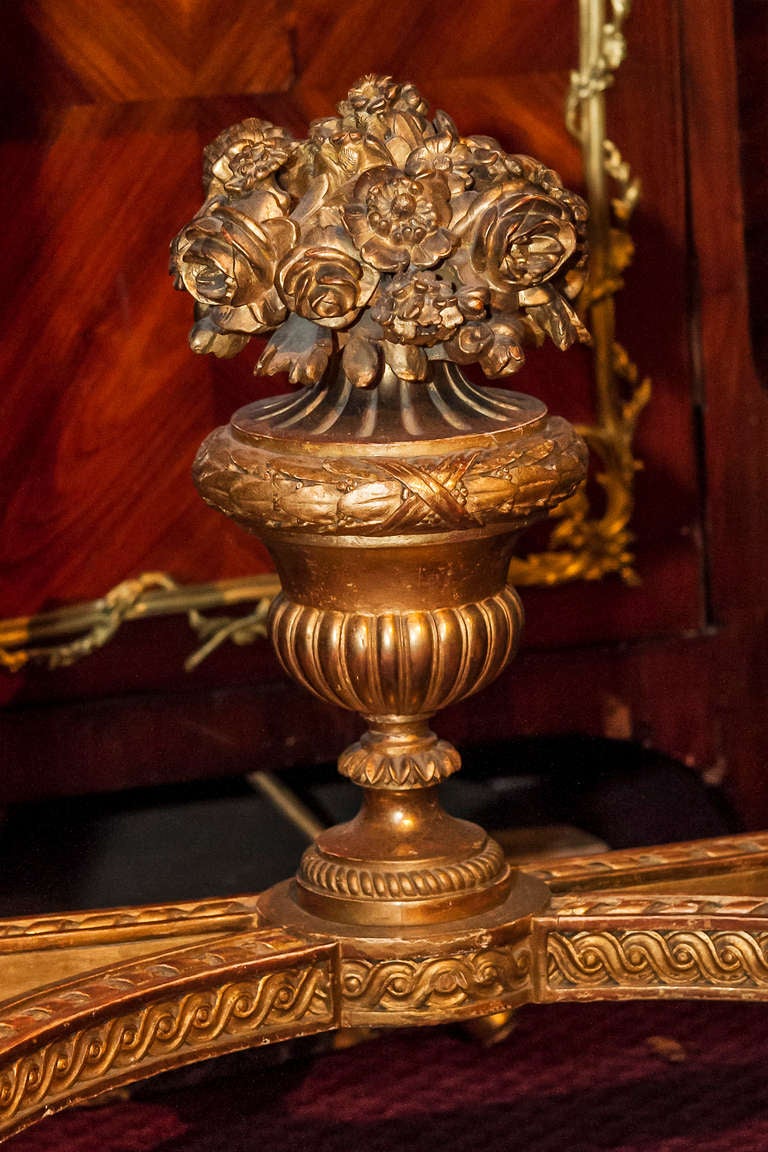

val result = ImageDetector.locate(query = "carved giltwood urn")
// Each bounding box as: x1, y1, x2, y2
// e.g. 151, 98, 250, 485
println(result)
172, 75, 589, 930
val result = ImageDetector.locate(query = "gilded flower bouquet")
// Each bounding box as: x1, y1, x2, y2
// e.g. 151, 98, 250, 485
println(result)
171, 75, 588, 388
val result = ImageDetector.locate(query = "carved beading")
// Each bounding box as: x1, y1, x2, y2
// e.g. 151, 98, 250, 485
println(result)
299, 837, 506, 902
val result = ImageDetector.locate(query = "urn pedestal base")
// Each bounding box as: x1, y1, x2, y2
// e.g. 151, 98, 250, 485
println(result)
191, 370, 588, 930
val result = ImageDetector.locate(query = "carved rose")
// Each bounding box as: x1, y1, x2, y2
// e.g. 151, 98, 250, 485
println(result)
468, 190, 578, 301
277, 228, 379, 328
173, 75, 590, 379
343, 166, 454, 272
372, 272, 487, 346
172, 193, 297, 331
203, 119, 296, 196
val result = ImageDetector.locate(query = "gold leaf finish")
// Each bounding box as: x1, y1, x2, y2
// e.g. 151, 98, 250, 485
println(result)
340, 945, 531, 1017
0, 929, 335, 1138
511, 0, 650, 586
195, 389, 585, 539
299, 837, 506, 902
547, 930, 768, 991
269, 587, 524, 717
184, 77, 588, 927
172, 77, 589, 386
0, 968, 329, 1126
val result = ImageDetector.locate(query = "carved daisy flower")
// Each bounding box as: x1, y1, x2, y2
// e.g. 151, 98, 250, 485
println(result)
337, 74, 429, 123
371, 271, 487, 346
343, 166, 454, 272
203, 118, 296, 196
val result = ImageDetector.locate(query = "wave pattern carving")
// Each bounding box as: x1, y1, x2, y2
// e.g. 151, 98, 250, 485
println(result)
341, 946, 530, 1015
547, 929, 768, 990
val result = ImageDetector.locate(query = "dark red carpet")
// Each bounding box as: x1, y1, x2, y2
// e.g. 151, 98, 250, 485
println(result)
13, 999, 768, 1151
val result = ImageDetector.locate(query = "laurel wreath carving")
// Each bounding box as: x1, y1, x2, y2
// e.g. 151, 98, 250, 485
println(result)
547, 930, 768, 990
195, 414, 585, 537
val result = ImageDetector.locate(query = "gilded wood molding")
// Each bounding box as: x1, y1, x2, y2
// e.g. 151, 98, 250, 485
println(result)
3, 834, 768, 1139
0, 926, 337, 1140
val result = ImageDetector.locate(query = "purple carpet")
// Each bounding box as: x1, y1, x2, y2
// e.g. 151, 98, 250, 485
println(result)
14, 1000, 768, 1151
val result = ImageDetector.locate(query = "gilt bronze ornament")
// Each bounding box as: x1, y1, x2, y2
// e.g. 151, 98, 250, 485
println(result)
171, 75, 589, 928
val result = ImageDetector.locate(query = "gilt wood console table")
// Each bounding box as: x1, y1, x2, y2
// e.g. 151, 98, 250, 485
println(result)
1, 75, 766, 1143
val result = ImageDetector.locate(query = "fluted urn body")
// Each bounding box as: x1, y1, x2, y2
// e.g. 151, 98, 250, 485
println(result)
194, 363, 586, 923
173, 74, 590, 926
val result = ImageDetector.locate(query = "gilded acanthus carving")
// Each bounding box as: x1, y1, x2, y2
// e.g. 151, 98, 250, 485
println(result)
171, 75, 588, 388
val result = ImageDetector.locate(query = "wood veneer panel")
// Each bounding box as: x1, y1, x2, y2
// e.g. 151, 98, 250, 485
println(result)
681, 0, 768, 824
0, 103, 274, 629
24, 0, 294, 103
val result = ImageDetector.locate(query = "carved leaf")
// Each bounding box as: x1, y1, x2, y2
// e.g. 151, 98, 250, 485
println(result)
383, 341, 428, 381
522, 290, 590, 351
342, 335, 381, 388
188, 309, 250, 359
257, 314, 333, 384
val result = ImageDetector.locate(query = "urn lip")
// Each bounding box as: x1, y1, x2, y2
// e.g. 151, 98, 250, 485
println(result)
229, 361, 547, 459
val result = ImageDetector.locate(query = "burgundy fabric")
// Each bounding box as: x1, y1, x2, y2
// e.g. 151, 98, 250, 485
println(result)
14, 1000, 768, 1151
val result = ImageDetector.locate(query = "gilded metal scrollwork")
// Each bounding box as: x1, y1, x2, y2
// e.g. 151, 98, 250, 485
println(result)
510, 0, 650, 586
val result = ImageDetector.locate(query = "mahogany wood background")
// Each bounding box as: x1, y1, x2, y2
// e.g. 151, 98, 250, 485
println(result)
1, 2, 766, 825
